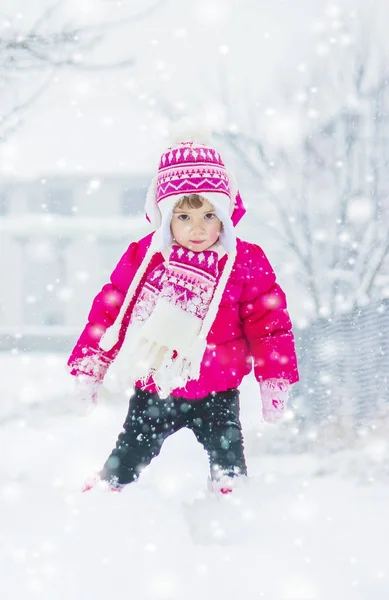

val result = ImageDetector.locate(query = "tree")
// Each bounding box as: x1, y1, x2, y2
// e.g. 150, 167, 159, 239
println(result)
0, 0, 166, 141
215, 7, 389, 320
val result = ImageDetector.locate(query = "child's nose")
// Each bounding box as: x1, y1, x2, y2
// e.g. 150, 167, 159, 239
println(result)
191, 221, 205, 233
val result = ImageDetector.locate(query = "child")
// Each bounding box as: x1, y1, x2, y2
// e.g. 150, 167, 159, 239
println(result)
68, 133, 299, 493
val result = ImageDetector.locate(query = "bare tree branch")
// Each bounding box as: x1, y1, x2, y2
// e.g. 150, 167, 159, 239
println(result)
0, 76, 53, 141
354, 226, 389, 305
0, 0, 167, 142
31, 0, 64, 33
59, 0, 168, 37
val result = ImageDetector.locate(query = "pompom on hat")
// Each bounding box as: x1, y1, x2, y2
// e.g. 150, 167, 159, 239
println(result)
99, 120, 247, 395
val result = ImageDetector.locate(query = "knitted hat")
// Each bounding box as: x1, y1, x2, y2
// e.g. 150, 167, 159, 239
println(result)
99, 127, 246, 394
145, 136, 245, 252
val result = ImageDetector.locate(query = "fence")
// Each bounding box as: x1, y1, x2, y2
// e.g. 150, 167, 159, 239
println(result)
294, 300, 389, 427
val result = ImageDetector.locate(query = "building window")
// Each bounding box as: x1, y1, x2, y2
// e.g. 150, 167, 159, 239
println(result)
28, 187, 73, 215
47, 188, 73, 215
23, 239, 65, 327
29, 186, 49, 213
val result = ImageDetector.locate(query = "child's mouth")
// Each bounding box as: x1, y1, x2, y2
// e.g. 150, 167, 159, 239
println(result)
190, 240, 206, 245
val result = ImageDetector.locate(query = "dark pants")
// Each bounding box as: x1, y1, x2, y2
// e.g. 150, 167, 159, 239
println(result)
100, 387, 247, 485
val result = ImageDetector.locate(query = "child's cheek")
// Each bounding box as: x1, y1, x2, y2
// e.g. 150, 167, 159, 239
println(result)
212, 224, 221, 240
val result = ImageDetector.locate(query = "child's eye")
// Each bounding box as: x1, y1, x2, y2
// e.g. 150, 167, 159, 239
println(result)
204, 213, 215, 220
178, 214, 190, 221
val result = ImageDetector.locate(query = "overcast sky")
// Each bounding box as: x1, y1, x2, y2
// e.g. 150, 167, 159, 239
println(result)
0, 0, 382, 178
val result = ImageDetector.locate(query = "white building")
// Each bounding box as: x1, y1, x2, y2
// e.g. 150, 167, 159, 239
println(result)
0, 174, 152, 350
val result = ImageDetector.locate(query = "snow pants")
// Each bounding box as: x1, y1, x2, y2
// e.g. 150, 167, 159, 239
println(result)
100, 387, 247, 485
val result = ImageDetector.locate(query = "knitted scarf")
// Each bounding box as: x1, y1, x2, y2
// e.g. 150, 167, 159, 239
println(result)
103, 244, 220, 397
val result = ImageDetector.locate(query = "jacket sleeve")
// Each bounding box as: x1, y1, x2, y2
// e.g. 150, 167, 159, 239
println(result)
67, 240, 142, 381
239, 243, 299, 384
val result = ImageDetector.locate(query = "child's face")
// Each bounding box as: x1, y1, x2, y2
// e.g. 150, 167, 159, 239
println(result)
171, 198, 222, 252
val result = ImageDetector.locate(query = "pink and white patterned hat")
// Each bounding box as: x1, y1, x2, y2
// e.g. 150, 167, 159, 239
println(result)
145, 139, 246, 252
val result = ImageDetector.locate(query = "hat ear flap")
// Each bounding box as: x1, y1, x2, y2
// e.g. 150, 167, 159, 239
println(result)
215, 208, 236, 253
145, 175, 161, 227
228, 171, 238, 212
153, 196, 181, 251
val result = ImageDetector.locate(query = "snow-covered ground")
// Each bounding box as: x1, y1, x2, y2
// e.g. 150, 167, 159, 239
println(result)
1, 353, 389, 600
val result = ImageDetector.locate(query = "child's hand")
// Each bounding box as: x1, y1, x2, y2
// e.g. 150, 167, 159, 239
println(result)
74, 374, 99, 416
260, 378, 289, 424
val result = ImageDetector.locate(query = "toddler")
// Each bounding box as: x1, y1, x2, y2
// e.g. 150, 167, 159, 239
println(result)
68, 133, 299, 493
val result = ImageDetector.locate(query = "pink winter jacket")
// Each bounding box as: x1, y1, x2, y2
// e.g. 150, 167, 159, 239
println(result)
68, 232, 299, 399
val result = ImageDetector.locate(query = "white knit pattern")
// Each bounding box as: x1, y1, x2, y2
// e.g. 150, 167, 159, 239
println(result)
99, 235, 158, 351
